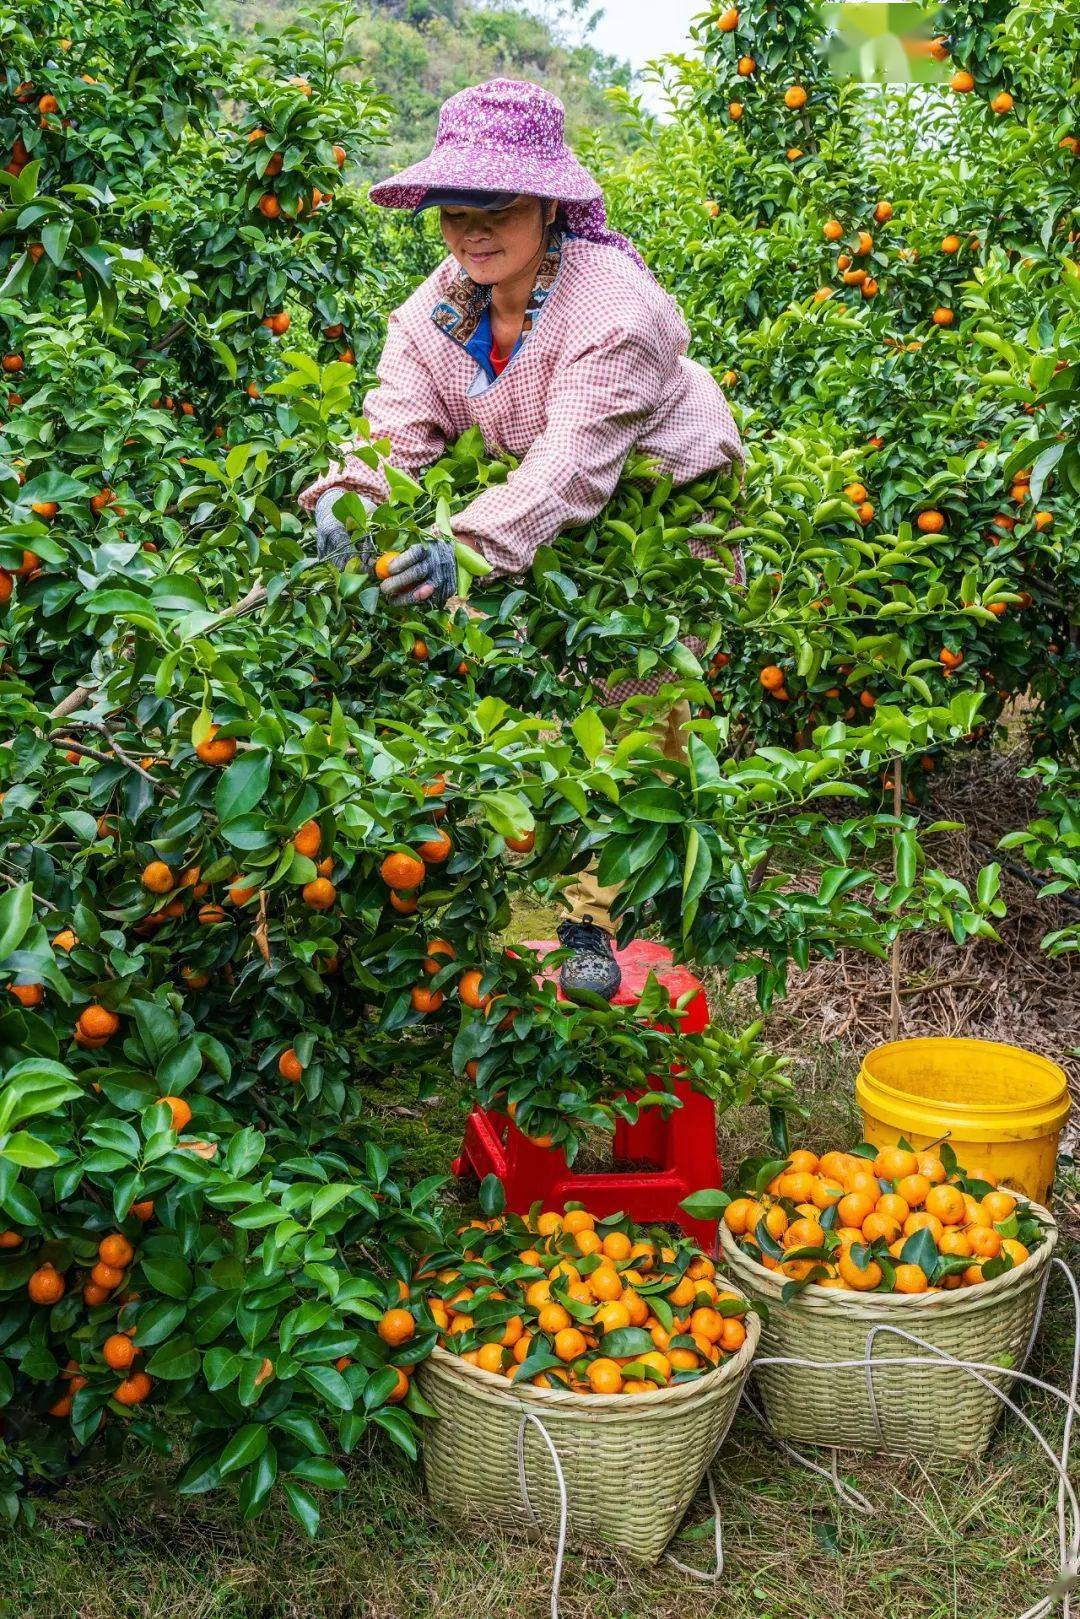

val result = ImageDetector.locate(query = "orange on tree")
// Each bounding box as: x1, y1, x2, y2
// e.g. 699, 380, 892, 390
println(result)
160, 1095, 192, 1131
141, 860, 175, 894
302, 877, 336, 910
28, 1265, 66, 1305
278, 1047, 304, 1082
102, 1333, 138, 1371
194, 724, 237, 765
113, 1371, 152, 1406
377, 1308, 416, 1347
379, 851, 425, 890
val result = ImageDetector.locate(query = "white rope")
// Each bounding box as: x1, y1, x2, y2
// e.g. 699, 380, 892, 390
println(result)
515, 1409, 569, 1619
512, 1257, 1079, 1619
750, 1257, 1080, 1619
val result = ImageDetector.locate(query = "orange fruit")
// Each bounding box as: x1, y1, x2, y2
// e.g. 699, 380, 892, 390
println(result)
98, 1234, 134, 1269
602, 1230, 633, 1262
967, 1225, 1002, 1259
458, 969, 491, 1011
939, 1229, 972, 1258
292, 819, 321, 858
719, 1317, 747, 1353
638, 1351, 671, 1382
916, 510, 945, 533
380, 850, 425, 891
717, 5, 739, 28
784, 85, 807, 108
28, 1265, 65, 1305
916, 1153, 947, 1184
194, 725, 236, 766
893, 1264, 929, 1294
91, 1261, 124, 1290
553, 1327, 586, 1361
131, 1200, 154, 1222
783, 1216, 824, 1251
931, 306, 954, 326
160, 1095, 192, 1131
774, 1170, 812, 1203
417, 830, 452, 864
574, 1228, 601, 1255
950, 69, 974, 92
595, 1300, 630, 1334
763, 1205, 789, 1239
895, 1173, 931, 1209
374, 551, 400, 580
410, 984, 443, 1015
589, 1266, 623, 1302
981, 1190, 1016, 1224
823, 219, 844, 241
759, 664, 785, 691
925, 1184, 965, 1226
423, 939, 455, 975
837, 1249, 882, 1291
113, 1370, 152, 1406
903, 1212, 943, 1243
862, 1212, 901, 1245
524, 1279, 551, 1309
537, 1302, 571, 1334
9, 983, 43, 1007
873, 1146, 918, 1181
377, 1309, 415, 1347
102, 1333, 137, 1371
1001, 1239, 1030, 1266
505, 829, 535, 854
476, 1342, 505, 1375
587, 1357, 624, 1394
876, 1192, 910, 1224
837, 1192, 875, 1230
278, 1048, 304, 1082
141, 860, 175, 894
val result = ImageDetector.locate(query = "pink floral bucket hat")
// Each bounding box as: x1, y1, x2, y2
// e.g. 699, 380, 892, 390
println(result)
369, 78, 649, 271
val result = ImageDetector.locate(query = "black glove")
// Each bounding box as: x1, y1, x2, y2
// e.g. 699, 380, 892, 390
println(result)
379, 537, 457, 607
314, 486, 374, 572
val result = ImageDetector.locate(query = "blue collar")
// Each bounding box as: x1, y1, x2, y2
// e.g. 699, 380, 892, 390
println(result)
430, 229, 565, 382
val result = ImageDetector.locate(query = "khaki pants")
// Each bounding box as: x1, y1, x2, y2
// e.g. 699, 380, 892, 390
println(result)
562, 699, 692, 936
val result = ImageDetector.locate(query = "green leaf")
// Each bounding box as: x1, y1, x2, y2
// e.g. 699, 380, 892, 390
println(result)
479, 1174, 505, 1218
218, 1423, 268, 1477
0, 884, 34, 962
282, 1479, 321, 1538
597, 1326, 654, 1358
679, 1188, 729, 1219
145, 1335, 201, 1381
0, 1132, 57, 1168
215, 751, 272, 823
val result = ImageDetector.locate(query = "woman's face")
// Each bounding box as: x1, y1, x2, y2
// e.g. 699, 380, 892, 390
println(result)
439, 195, 558, 285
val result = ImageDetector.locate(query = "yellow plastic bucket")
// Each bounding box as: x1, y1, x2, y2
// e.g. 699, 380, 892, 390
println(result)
856, 1037, 1071, 1205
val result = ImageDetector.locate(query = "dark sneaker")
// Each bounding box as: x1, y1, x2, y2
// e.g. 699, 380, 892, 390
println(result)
556, 916, 622, 1002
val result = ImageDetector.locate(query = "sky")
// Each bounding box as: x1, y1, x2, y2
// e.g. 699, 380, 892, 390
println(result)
585, 0, 705, 74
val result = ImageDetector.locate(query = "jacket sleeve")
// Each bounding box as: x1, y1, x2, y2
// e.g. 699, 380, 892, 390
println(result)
298, 314, 452, 512
450, 326, 731, 576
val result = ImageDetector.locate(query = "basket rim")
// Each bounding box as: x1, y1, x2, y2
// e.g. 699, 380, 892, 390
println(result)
720, 1196, 1057, 1313
422, 1294, 760, 1414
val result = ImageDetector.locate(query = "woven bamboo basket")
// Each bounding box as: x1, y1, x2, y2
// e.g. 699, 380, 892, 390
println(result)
416, 1302, 760, 1564
720, 1200, 1056, 1459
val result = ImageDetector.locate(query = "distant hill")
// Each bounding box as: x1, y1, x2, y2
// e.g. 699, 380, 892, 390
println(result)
215, 0, 637, 178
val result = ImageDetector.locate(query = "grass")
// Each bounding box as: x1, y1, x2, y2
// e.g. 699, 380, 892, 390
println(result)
3, 952, 1077, 1619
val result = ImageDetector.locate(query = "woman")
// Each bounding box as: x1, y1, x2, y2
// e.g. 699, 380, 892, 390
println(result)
301, 77, 743, 998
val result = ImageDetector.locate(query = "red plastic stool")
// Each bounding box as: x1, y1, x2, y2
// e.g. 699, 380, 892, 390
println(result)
451, 939, 723, 1248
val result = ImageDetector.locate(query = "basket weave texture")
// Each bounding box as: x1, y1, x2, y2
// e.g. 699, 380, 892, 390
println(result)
416, 1302, 759, 1564
720, 1200, 1057, 1459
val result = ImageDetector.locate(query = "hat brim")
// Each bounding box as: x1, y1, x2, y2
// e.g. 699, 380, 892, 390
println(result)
411, 188, 522, 215
369, 147, 601, 211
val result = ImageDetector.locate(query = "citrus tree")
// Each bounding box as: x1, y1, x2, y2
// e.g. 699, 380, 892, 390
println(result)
0, 0, 1024, 1533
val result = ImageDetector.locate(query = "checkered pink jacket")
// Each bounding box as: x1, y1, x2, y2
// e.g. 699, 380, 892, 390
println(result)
299, 235, 743, 575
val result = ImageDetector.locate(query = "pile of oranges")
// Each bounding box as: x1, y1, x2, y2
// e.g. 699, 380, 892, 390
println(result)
722, 1143, 1046, 1295
405, 1205, 752, 1396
